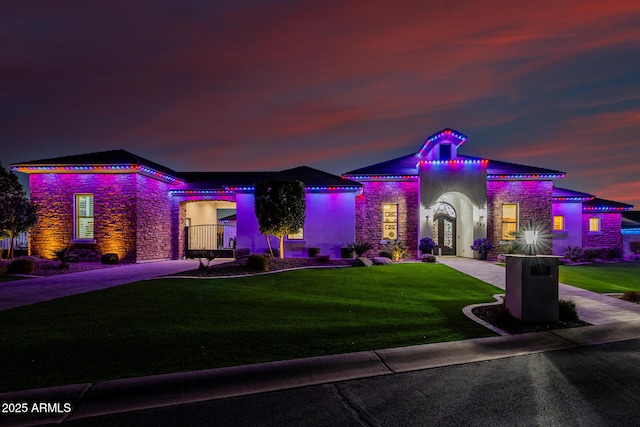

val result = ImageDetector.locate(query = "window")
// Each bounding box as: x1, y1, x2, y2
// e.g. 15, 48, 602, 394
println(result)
382, 203, 398, 240
287, 228, 304, 240
501, 204, 518, 240
553, 215, 565, 231
75, 194, 94, 239
589, 217, 600, 232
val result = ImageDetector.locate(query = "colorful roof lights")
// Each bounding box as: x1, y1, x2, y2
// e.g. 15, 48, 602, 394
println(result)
170, 189, 230, 195
226, 185, 361, 192
487, 173, 565, 180
12, 164, 183, 184
553, 196, 594, 202
419, 159, 488, 165
417, 128, 468, 157
342, 175, 418, 180
583, 206, 632, 212
622, 228, 640, 235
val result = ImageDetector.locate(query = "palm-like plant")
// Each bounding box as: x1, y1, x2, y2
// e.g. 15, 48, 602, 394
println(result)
348, 242, 373, 258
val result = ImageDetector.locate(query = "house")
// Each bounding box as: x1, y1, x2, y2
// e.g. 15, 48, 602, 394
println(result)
12, 128, 633, 262
622, 211, 640, 258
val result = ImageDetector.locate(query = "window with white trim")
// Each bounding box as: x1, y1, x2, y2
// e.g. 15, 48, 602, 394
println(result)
75, 194, 94, 239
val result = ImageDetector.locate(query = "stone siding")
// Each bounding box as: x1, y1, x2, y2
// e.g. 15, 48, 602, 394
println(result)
355, 181, 419, 258
29, 173, 137, 261
135, 175, 173, 261
582, 213, 622, 248
487, 180, 553, 255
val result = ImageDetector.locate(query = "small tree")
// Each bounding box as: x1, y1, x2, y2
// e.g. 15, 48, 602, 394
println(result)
0, 163, 38, 259
254, 180, 306, 259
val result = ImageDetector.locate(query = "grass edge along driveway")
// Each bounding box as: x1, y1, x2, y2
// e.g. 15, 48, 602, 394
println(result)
559, 262, 640, 293
0, 263, 501, 393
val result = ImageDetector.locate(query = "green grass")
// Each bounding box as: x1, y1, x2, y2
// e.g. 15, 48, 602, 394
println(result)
559, 262, 640, 293
0, 263, 501, 392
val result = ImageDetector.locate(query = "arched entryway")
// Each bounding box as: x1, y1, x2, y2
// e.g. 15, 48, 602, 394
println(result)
433, 202, 456, 255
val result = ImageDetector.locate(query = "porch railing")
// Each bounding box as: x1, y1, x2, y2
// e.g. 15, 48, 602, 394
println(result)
185, 224, 237, 251
0, 232, 28, 250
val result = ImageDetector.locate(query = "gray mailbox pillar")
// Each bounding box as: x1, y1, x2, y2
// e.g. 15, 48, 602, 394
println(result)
505, 255, 559, 322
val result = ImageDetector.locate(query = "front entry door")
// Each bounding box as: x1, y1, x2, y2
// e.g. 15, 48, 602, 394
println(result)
433, 202, 457, 255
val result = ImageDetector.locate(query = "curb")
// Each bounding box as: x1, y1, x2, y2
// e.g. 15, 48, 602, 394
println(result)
3, 320, 640, 426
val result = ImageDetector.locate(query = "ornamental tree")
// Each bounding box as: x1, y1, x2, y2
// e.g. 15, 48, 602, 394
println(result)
254, 180, 306, 259
0, 163, 38, 259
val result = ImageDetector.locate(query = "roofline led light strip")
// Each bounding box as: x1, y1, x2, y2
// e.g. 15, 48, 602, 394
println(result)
12, 164, 183, 183
170, 189, 231, 195
583, 206, 632, 211
622, 228, 640, 235
342, 175, 419, 180
417, 129, 468, 157
487, 173, 565, 179
552, 196, 594, 201
226, 186, 362, 192
418, 159, 488, 165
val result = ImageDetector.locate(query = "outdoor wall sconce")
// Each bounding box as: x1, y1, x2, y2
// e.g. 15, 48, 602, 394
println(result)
425, 207, 433, 221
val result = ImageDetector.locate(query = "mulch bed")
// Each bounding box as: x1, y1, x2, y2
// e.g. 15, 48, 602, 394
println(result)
472, 304, 590, 334
175, 257, 354, 277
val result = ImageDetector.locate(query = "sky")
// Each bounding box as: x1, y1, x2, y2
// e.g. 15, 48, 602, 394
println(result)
2, 0, 639, 207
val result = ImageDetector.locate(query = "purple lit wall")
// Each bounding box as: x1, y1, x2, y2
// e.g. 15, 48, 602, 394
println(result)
552, 201, 583, 254
487, 180, 553, 255
355, 181, 419, 258
135, 175, 173, 261
235, 191, 357, 257
582, 213, 622, 248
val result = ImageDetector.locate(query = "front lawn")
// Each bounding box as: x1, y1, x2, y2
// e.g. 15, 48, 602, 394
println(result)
559, 262, 640, 293
0, 263, 501, 392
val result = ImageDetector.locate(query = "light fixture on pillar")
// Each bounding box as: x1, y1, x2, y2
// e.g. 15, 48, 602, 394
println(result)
524, 221, 539, 255
425, 207, 433, 221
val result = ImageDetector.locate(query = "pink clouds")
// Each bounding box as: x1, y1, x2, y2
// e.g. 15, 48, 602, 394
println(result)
2, 0, 640, 207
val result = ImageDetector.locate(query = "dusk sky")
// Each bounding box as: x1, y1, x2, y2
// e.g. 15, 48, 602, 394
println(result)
2, 0, 639, 207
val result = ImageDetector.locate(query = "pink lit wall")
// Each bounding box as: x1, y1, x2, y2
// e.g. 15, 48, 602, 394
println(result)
582, 212, 622, 248
29, 173, 137, 261
135, 175, 173, 261
487, 180, 553, 256
355, 181, 419, 258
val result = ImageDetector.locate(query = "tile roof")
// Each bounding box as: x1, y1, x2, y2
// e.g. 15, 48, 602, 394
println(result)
583, 197, 634, 212
552, 187, 594, 200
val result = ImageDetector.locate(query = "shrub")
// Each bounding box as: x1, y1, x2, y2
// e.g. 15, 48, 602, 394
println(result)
0, 248, 3, 260
602, 247, 623, 261
564, 246, 583, 263
0, 263, 7, 275
196, 250, 217, 270
621, 291, 640, 303
378, 251, 393, 260
582, 248, 600, 262
630, 241, 640, 254
8, 258, 35, 274
52, 246, 73, 268
101, 253, 119, 265
422, 254, 436, 263
308, 247, 321, 258
470, 238, 493, 254
390, 241, 407, 261
418, 238, 438, 254
348, 242, 373, 258
247, 254, 269, 272
340, 247, 354, 258
315, 254, 330, 263
235, 248, 250, 259
558, 299, 579, 322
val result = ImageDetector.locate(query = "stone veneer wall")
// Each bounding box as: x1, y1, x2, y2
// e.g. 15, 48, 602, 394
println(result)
487, 180, 553, 256
29, 173, 138, 261
135, 175, 173, 261
582, 213, 622, 248
355, 181, 419, 258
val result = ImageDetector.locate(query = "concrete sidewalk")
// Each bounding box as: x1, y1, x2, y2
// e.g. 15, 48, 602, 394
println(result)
0, 259, 207, 311
3, 257, 640, 426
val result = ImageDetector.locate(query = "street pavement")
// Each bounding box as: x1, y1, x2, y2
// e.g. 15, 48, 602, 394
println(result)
2, 257, 640, 426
